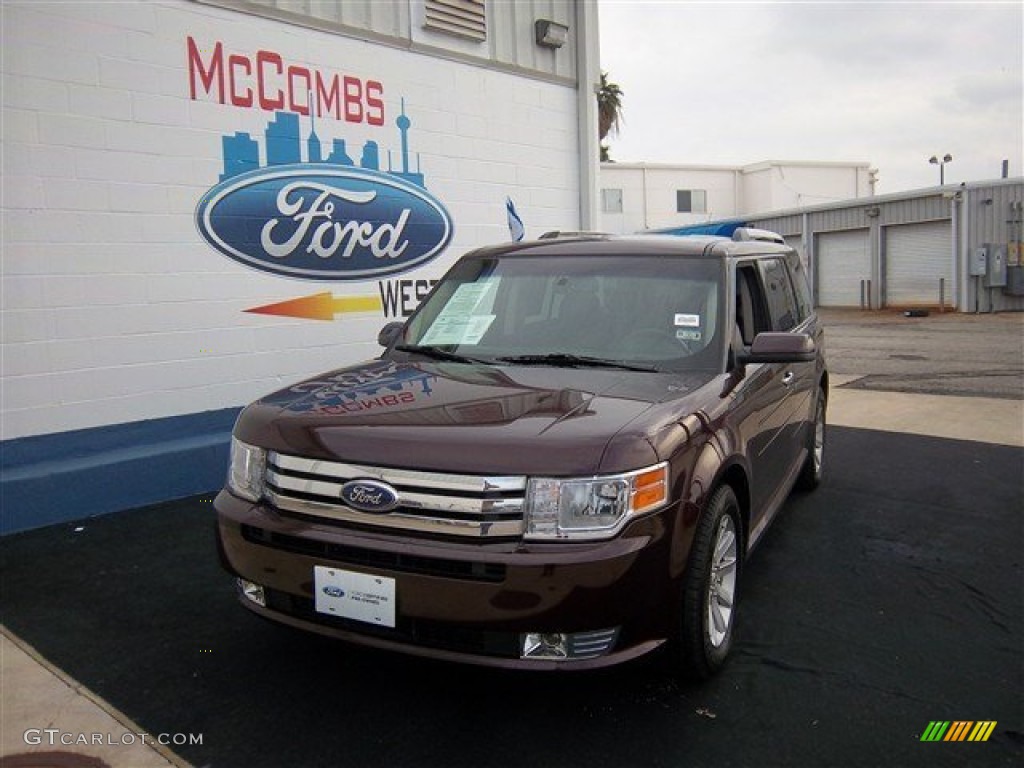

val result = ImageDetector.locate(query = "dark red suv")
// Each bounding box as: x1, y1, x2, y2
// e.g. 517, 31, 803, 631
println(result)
215, 230, 827, 678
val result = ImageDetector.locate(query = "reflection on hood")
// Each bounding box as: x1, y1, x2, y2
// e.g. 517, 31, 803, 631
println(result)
260, 360, 597, 427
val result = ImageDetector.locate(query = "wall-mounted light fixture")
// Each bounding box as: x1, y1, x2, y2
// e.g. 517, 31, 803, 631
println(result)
535, 19, 569, 48
865, 206, 880, 218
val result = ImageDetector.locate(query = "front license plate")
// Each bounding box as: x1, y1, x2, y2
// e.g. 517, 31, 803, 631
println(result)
313, 566, 396, 628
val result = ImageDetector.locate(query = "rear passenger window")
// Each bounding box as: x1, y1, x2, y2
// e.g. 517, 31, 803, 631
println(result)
759, 258, 799, 331
788, 256, 813, 321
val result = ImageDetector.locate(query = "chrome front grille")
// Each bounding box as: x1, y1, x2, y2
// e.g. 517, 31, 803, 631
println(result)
265, 453, 527, 538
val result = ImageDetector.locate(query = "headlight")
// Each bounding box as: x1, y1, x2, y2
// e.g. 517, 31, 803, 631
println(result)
524, 463, 669, 541
227, 438, 266, 502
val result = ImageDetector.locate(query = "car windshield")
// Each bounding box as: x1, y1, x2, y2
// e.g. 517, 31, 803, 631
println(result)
400, 253, 726, 373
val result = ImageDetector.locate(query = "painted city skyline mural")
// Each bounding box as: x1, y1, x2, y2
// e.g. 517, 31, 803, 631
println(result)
196, 99, 454, 320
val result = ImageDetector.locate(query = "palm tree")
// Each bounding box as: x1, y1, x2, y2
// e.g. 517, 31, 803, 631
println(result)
597, 72, 623, 161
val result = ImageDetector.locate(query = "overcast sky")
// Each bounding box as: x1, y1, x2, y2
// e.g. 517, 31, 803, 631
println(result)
598, 0, 1023, 195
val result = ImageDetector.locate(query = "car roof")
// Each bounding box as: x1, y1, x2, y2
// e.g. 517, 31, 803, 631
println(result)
461, 233, 795, 261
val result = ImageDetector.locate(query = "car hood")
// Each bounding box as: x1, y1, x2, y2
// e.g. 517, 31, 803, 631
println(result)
235, 359, 721, 475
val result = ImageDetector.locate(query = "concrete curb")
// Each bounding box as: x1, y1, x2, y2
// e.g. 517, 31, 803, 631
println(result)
1, 627, 189, 768
830, 377, 1024, 448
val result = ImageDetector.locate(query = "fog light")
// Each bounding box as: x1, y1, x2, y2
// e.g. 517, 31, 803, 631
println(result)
522, 632, 568, 659
521, 628, 621, 661
238, 578, 266, 607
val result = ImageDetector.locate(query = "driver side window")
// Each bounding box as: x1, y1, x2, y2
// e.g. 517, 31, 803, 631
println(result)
758, 257, 800, 331
735, 264, 772, 346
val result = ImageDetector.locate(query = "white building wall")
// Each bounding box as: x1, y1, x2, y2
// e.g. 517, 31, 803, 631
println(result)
599, 164, 739, 234
599, 160, 872, 233
742, 163, 871, 212
737, 167, 773, 216
222, 0, 580, 82
1, 0, 585, 440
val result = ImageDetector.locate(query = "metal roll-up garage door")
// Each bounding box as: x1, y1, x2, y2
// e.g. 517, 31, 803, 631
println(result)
816, 229, 870, 306
885, 221, 952, 307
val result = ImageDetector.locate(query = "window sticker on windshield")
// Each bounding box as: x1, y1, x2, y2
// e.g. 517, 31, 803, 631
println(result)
445, 280, 499, 315
674, 313, 700, 327
421, 314, 495, 346
676, 329, 702, 341
419, 279, 499, 345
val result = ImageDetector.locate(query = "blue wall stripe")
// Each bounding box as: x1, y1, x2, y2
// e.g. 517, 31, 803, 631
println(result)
1, 407, 242, 535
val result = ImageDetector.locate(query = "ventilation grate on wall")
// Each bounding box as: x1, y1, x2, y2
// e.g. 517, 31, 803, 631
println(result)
424, 0, 486, 41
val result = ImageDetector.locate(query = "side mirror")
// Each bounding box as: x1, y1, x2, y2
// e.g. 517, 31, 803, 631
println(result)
377, 321, 405, 349
736, 332, 816, 365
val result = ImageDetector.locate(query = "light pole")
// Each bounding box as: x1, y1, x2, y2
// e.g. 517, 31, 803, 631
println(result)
929, 153, 953, 185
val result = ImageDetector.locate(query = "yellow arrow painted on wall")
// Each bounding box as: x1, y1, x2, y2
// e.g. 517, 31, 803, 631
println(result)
244, 293, 383, 321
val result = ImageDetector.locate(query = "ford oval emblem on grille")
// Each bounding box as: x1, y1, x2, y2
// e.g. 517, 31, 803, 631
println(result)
340, 480, 400, 514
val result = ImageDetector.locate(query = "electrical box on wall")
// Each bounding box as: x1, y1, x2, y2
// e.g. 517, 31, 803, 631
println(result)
1005, 266, 1024, 296
969, 247, 988, 276
984, 245, 1007, 287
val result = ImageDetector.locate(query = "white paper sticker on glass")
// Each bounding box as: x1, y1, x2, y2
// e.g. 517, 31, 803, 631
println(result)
420, 314, 495, 345
420, 279, 500, 345
446, 280, 499, 315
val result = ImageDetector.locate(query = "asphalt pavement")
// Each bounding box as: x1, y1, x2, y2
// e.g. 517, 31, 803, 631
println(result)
820, 308, 1024, 400
2, 423, 1021, 768
3, 307, 1023, 768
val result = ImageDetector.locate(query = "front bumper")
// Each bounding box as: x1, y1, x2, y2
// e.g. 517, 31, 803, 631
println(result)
215, 490, 677, 670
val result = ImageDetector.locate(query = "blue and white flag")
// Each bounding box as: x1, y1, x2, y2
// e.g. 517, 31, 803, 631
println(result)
506, 197, 525, 242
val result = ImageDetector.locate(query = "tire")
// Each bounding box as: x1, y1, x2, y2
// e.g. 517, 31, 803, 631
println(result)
796, 387, 826, 491
672, 485, 742, 681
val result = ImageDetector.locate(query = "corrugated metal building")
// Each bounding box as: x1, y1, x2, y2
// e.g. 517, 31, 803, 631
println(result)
741, 180, 1023, 313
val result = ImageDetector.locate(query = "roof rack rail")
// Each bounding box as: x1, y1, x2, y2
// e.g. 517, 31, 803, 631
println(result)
538, 230, 609, 240
731, 227, 785, 245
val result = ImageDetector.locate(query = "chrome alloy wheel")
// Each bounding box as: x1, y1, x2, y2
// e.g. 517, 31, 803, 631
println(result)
812, 397, 825, 475
707, 514, 738, 648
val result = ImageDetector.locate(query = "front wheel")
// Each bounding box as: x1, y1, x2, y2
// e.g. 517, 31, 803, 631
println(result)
672, 485, 742, 680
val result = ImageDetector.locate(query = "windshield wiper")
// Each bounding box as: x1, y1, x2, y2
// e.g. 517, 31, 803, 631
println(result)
395, 344, 495, 365
497, 353, 657, 372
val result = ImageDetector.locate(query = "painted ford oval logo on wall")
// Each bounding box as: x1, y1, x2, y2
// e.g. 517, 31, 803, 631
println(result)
340, 479, 400, 514
196, 165, 453, 281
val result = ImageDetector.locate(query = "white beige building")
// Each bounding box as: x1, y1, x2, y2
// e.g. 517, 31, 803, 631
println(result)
599, 160, 876, 233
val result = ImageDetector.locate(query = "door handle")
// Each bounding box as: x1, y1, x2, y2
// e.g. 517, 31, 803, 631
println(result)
782, 371, 794, 386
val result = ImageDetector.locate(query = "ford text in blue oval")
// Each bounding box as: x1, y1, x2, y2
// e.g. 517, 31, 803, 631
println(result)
196, 165, 453, 281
